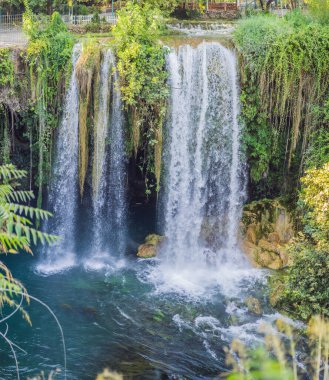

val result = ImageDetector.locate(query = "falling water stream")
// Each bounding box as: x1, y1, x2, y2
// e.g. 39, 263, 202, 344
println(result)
86, 49, 127, 270
1, 40, 300, 380
37, 44, 81, 274
146, 42, 253, 297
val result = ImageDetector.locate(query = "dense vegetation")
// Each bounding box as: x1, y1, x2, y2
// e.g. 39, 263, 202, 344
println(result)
113, 2, 168, 193
0, 0, 199, 16
0, 5, 74, 207
234, 12, 329, 199
24, 6, 74, 206
234, 10, 329, 321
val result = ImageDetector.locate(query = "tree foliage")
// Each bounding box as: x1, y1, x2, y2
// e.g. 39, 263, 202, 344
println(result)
0, 164, 58, 322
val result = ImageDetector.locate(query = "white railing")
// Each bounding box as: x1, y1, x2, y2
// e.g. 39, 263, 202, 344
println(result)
0, 14, 23, 31
61, 13, 117, 25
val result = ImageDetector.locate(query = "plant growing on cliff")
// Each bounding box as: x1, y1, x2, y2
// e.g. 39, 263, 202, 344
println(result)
0, 49, 14, 88
234, 13, 329, 197
113, 1, 169, 193
23, 4, 74, 205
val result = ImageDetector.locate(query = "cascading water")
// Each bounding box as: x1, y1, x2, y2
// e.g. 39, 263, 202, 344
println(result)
105, 66, 127, 256
37, 44, 81, 273
86, 50, 127, 270
149, 42, 250, 296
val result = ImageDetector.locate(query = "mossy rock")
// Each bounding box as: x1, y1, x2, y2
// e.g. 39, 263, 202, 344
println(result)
145, 234, 165, 246
245, 296, 262, 315
137, 234, 165, 259
240, 198, 294, 270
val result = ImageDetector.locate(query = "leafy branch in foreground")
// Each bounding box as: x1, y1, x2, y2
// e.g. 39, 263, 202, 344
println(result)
226, 316, 329, 380
0, 163, 58, 322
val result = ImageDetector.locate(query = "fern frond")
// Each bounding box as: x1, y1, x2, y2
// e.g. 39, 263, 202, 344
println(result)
0, 165, 27, 180
0, 184, 14, 201
0, 233, 30, 252
6, 190, 35, 203
8, 204, 52, 220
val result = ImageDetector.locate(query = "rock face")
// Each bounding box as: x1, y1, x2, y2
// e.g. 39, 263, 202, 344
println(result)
240, 199, 294, 269
137, 234, 165, 259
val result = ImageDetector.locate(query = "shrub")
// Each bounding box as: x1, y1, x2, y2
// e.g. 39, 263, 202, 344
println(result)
273, 241, 329, 321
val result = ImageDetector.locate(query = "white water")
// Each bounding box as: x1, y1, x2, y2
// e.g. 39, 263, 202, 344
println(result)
37, 45, 81, 274
167, 23, 234, 36
147, 42, 250, 296
85, 50, 127, 270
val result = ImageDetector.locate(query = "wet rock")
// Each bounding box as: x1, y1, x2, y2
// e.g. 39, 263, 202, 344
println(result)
245, 296, 262, 315
137, 234, 165, 259
269, 283, 285, 307
240, 199, 294, 270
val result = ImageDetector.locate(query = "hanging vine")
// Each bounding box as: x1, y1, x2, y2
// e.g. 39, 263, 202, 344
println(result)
113, 1, 169, 194
234, 12, 329, 197
23, 7, 74, 206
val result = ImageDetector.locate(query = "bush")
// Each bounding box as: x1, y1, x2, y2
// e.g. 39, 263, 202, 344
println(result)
272, 240, 329, 321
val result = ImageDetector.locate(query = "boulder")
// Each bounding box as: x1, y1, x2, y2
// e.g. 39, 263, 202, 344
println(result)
240, 199, 294, 270
137, 234, 165, 259
245, 296, 262, 315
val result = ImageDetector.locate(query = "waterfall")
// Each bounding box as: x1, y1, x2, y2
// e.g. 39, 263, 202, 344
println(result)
106, 66, 127, 256
37, 44, 81, 273
86, 50, 127, 270
151, 42, 248, 294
